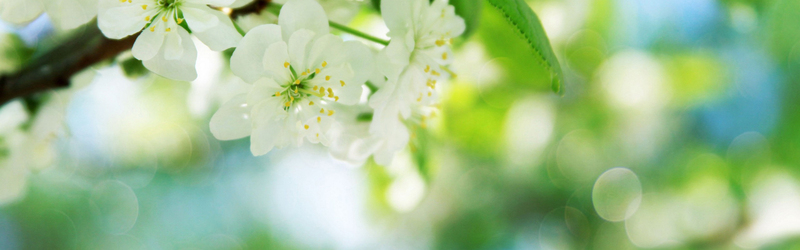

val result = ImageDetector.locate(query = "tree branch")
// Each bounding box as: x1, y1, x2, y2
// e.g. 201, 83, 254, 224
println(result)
0, 0, 271, 105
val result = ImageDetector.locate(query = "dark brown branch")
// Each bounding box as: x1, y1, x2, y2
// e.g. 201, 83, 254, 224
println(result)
0, 0, 270, 105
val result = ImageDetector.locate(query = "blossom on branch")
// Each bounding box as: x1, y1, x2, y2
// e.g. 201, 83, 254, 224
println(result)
98, 0, 242, 81
210, 0, 374, 156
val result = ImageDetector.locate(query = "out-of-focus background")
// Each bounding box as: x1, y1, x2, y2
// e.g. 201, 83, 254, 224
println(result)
1, 0, 800, 249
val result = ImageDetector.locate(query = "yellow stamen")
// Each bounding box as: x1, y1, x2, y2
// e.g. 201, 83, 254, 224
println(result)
442, 52, 448, 60
308, 101, 314, 105
145, 16, 151, 21
431, 70, 440, 76
334, 96, 339, 102
325, 76, 331, 81
315, 68, 320, 74
322, 61, 327, 67
317, 117, 321, 123
177, 18, 184, 24
313, 86, 318, 90
428, 92, 432, 96
340, 80, 345, 87
294, 79, 301, 85
328, 110, 334, 116
142, 5, 147, 10
425, 65, 430, 73
304, 125, 309, 130
285, 101, 291, 107
284, 62, 290, 68
320, 108, 325, 114
275, 91, 281, 96
149, 26, 155, 32
289, 96, 294, 102
162, 16, 168, 22
165, 28, 171, 32
435, 40, 445, 46
294, 88, 298, 94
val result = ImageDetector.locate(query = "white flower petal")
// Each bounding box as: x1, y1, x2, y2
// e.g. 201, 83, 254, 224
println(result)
132, 26, 166, 61
0, 0, 43, 25
261, 41, 292, 84
46, 0, 97, 30
287, 29, 315, 71
230, 24, 283, 83
98, 4, 153, 39
246, 77, 283, 106
181, 5, 220, 33
249, 98, 287, 155
142, 29, 198, 81
380, 0, 415, 32
163, 29, 184, 60
307, 34, 346, 68
278, 0, 329, 40
192, 8, 242, 51
210, 94, 252, 140
187, 0, 236, 7
343, 40, 375, 87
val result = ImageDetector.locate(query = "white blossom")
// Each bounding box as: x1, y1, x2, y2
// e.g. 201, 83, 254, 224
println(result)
98, 0, 242, 81
368, 0, 464, 165
210, 0, 374, 156
0, 0, 97, 30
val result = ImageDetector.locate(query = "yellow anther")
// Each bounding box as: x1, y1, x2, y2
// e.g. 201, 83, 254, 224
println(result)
340, 80, 345, 87
322, 61, 327, 67
334, 96, 339, 102
289, 96, 294, 101
435, 40, 445, 46
315, 68, 320, 74
301, 71, 307, 76
328, 110, 334, 116
149, 26, 155, 32
327, 88, 334, 98
162, 16, 168, 22
275, 91, 281, 96
165, 28, 171, 32
142, 5, 147, 10
145, 16, 151, 21
294, 88, 298, 94
304, 124, 309, 130
325, 76, 331, 81
319, 87, 325, 95
320, 108, 325, 114
442, 52, 448, 60
441, 9, 445, 18
316, 133, 319, 138
417, 93, 422, 102
431, 70, 440, 76
428, 92, 432, 96
285, 101, 291, 107
128, 0, 131, 2
119, 0, 126, 2
308, 101, 314, 105
177, 18, 184, 24
294, 79, 300, 85
306, 69, 311, 74
317, 117, 321, 123
449, 38, 454, 44
284, 62, 290, 68
425, 65, 430, 73
313, 86, 318, 90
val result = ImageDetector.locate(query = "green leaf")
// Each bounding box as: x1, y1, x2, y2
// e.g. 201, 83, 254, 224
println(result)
120, 57, 148, 78
484, 0, 564, 94
450, 0, 482, 38
371, 0, 381, 12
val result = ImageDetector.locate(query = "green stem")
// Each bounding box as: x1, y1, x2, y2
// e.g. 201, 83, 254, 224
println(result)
329, 21, 390, 46
265, 3, 390, 46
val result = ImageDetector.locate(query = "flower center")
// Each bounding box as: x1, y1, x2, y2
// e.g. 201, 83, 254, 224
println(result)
275, 61, 342, 116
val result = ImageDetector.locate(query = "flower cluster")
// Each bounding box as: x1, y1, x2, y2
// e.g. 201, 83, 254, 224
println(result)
0, 0, 465, 166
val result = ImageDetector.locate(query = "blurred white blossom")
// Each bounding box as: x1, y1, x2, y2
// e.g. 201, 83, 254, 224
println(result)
368, 0, 464, 165
0, 0, 97, 30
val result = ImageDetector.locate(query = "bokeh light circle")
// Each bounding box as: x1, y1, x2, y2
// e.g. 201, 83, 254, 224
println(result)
90, 180, 139, 234
592, 167, 642, 222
